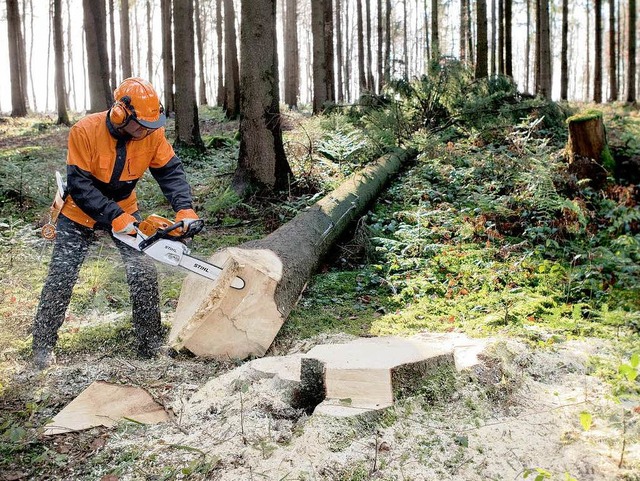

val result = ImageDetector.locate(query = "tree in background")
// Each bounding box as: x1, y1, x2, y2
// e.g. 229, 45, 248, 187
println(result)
628, 0, 637, 103
284, 0, 299, 108
311, 0, 332, 113
234, 0, 292, 196
120, 0, 132, 80
560, 0, 568, 100
146, 0, 153, 81
594, 0, 603, 103
194, 0, 207, 105
475, 0, 488, 79
504, 0, 513, 77
431, 0, 439, 62
356, 0, 366, 91
173, 0, 203, 149
223, 0, 240, 118
535, 0, 551, 99
83, 0, 112, 112
53, 0, 69, 125
161, 0, 174, 113
6, 0, 28, 116
336, 0, 344, 102
608, 0, 617, 101
216, 0, 224, 106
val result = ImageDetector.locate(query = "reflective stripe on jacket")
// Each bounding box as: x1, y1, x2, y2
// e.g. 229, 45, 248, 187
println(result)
60, 112, 193, 228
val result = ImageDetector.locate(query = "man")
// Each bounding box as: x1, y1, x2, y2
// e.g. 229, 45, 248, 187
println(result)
32, 77, 198, 369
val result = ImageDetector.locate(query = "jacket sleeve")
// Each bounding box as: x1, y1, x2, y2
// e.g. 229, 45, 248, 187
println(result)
66, 127, 124, 225
149, 156, 194, 212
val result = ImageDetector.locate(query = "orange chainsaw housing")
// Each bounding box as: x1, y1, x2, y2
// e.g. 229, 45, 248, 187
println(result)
137, 214, 182, 238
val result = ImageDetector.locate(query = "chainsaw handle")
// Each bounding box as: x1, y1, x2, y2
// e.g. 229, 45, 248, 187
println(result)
138, 219, 205, 250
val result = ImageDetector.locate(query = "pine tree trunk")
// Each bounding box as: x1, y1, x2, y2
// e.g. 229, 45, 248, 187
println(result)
594, 0, 603, 102
108, 0, 116, 88
324, 0, 335, 102
560, 0, 568, 100
525, 0, 531, 91
356, 0, 366, 92
216, 0, 224, 106
53, 0, 69, 125
498, 0, 504, 74
233, 0, 292, 196
336, 0, 344, 101
431, 0, 439, 61
284, 0, 299, 107
403, 0, 408, 78
475, 0, 488, 79
491, 0, 496, 76
146, 0, 153, 81
505, 0, 512, 77
608, 0, 617, 101
566, 110, 611, 188
120, 0, 132, 79
194, 0, 208, 105
161, 0, 175, 113
83, 0, 112, 112
365, 0, 374, 88
627, 0, 637, 103
223, 0, 240, 118
173, 0, 204, 149
376, 0, 383, 91
7, 0, 28, 116
312, 0, 328, 112
460, 0, 467, 63
170, 149, 415, 359
535, 0, 551, 99
385, 0, 391, 82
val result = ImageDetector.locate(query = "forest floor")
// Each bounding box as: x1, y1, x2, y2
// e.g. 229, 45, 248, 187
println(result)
0, 100, 639, 481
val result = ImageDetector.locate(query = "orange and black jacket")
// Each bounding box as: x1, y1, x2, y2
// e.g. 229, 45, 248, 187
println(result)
61, 112, 193, 228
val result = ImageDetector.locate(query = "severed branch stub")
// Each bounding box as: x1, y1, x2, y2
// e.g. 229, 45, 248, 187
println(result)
168, 148, 415, 359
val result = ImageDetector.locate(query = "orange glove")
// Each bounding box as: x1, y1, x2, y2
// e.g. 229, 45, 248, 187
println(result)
112, 212, 137, 235
175, 208, 199, 233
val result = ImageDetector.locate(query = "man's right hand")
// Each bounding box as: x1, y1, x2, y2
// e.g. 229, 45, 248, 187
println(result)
112, 213, 137, 235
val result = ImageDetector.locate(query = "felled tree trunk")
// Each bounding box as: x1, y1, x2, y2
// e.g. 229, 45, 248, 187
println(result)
566, 110, 612, 187
169, 148, 414, 359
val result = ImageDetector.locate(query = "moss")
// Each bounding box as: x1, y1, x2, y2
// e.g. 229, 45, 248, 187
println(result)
566, 109, 603, 124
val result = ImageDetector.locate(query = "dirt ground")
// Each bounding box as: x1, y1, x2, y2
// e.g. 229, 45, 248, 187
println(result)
4, 330, 639, 481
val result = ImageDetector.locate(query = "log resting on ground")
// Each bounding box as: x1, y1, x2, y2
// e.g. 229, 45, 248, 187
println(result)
168, 148, 415, 359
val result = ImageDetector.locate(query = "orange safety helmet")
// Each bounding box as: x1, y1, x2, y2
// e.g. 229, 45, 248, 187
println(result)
109, 77, 166, 129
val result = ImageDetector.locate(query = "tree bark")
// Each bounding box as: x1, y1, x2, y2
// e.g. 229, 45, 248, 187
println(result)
504, 0, 512, 77
431, 0, 439, 61
377, 0, 383, 91
403, 0, 408, 78
627, 0, 637, 103
336, 0, 344, 101
170, 149, 415, 359
194, 0, 208, 105
498, 0, 504, 74
491, 0, 496, 77
356, 0, 366, 91
161, 0, 175, 113
566, 110, 611, 187
223, 0, 240, 118
6, 0, 28, 116
535, 0, 551, 99
365, 0, 374, 88
324, 0, 335, 102
385, 0, 391, 82
146, 0, 153, 81
284, 0, 299, 107
608, 0, 617, 101
312, 0, 329, 112
475, 0, 488, 79
120, 0, 132, 79
173, 0, 204, 149
108, 0, 116, 88
83, 0, 112, 112
594, 0, 603, 102
216, 0, 224, 106
233, 0, 292, 196
53, 0, 69, 125
560, 0, 568, 100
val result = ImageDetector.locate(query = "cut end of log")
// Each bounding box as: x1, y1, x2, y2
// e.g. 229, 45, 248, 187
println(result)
168, 247, 284, 359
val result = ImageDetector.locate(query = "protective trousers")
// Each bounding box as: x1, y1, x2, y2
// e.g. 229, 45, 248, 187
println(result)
32, 214, 163, 356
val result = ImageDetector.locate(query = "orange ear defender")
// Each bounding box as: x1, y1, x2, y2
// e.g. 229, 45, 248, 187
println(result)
109, 95, 133, 127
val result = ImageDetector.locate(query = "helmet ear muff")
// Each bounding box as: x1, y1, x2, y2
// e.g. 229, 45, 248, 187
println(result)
110, 95, 132, 127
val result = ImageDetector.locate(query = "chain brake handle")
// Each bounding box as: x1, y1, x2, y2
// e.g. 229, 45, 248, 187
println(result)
138, 219, 205, 250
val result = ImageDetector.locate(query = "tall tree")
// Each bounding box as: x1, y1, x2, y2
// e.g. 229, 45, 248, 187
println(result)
194, 0, 208, 105
560, 0, 568, 100
431, 0, 439, 61
120, 0, 132, 79
524, 0, 531, 91
365, 0, 374, 88
505, 0, 513, 77
146, 0, 153, 81
324, 0, 335, 101
223, 0, 240, 118
234, 0, 292, 195
284, 0, 300, 107
336, 0, 344, 101
475, 0, 488, 79
594, 0, 603, 102
173, 0, 204, 149
6, 0, 28, 116
83, 0, 112, 112
53, 0, 69, 125
460, 0, 468, 63
498, 0, 504, 74
356, 0, 366, 91
376, 0, 383, 91
312, 0, 330, 112
535, 0, 551, 98
403, 0, 408, 78
216, 0, 224, 106
108, 0, 116, 88
161, 0, 175, 113
608, 0, 617, 101
385, 0, 391, 82
627, 0, 637, 103
491, 0, 496, 76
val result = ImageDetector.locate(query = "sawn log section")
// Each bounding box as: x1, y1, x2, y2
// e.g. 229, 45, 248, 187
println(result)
168, 148, 415, 359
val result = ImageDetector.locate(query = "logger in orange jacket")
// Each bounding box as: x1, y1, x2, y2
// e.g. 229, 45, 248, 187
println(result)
32, 78, 199, 369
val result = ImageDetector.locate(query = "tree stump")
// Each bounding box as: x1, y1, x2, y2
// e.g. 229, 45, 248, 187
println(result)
566, 110, 613, 188
168, 149, 415, 359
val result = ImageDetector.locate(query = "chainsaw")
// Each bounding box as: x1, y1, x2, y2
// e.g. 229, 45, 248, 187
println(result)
113, 214, 245, 290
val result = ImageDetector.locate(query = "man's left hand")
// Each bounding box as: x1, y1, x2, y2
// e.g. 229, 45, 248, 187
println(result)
175, 208, 199, 233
